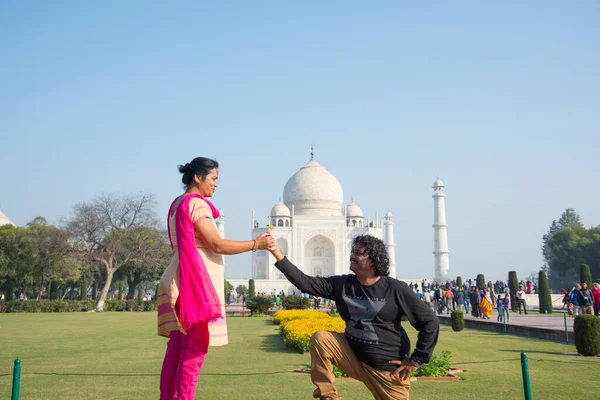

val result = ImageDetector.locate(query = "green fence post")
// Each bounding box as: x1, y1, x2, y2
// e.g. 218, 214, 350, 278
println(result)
11, 357, 21, 400
521, 352, 532, 400
563, 312, 569, 344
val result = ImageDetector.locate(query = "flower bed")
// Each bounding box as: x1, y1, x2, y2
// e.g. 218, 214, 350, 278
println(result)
276, 311, 345, 353
272, 309, 331, 326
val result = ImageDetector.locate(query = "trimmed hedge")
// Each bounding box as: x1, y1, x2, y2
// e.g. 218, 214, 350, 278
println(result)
476, 274, 485, 290
456, 276, 462, 289
249, 279, 256, 297
538, 270, 552, 314
508, 271, 519, 312
450, 310, 464, 331
574, 315, 600, 356
0, 299, 157, 313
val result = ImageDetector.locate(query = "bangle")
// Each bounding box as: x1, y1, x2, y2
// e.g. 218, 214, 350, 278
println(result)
252, 239, 258, 252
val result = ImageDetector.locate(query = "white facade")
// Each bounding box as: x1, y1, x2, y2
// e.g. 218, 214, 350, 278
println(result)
246, 152, 396, 295
432, 178, 450, 282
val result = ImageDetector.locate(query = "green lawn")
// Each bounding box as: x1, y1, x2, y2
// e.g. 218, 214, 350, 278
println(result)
0, 313, 598, 399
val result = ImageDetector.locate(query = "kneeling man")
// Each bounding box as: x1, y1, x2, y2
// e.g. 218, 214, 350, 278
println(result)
268, 235, 439, 400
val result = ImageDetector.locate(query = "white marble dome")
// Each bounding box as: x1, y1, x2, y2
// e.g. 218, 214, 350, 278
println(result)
283, 158, 344, 216
432, 178, 444, 187
270, 202, 291, 217
345, 202, 364, 217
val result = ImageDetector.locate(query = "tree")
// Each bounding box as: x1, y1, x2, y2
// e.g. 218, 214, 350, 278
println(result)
538, 270, 552, 314
508, 271, 519, 312
27, 217, 83, 300
0, 225, 38, 300
456, 276, 462, 288
119, 227, 170, 300
66, 193, 157, 311
224, 280, 233, 294
476, 274, 485, 290
542, 208, 588, 289
580, 264, 593, 288
235, 284, 248, 296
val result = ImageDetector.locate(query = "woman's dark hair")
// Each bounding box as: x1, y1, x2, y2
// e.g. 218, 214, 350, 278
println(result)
178, 157, 219, 187
352, 234, 390, 277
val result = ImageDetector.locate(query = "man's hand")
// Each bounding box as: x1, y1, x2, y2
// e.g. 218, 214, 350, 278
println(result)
388, 359, 419, 381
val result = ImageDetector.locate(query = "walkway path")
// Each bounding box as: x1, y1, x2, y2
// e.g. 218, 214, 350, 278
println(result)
440, 309, 574, 333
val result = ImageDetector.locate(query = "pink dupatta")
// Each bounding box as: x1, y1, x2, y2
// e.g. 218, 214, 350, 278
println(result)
168, 193, 223, 332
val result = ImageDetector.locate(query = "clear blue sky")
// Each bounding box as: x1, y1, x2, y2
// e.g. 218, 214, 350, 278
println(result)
1, 2, 599, 282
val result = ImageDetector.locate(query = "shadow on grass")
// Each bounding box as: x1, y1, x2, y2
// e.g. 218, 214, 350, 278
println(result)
259, 332, 298, 354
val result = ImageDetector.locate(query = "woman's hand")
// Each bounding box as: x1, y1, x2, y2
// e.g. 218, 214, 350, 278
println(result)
255, 233, 275, 250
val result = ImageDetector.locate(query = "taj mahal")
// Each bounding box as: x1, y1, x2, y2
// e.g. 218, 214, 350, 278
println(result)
229, 148, 398, 295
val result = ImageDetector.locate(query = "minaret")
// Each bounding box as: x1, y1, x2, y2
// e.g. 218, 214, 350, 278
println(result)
384, 211, 396, 278
432, 178, 450, 282
216, 210, 225, 238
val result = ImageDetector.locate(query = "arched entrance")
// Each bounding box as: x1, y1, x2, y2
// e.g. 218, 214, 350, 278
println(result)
304, 235, 335, 277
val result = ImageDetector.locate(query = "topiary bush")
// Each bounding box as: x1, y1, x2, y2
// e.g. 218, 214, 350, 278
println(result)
456, 276, 462, 289
508, 271, 519, 312
450, 310, 464, 331
538, 270, 552, 314
574, 315, 600, 356
248, 279, 256, 297
246, 295, 273, 315
476, 274, 485, 290
282, 294, 311, 310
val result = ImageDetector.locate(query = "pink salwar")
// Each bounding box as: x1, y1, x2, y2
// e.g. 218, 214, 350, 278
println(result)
160, 321, 210, 400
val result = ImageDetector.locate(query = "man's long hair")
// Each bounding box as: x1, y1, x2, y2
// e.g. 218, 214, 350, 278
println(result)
352, 235, 390, 277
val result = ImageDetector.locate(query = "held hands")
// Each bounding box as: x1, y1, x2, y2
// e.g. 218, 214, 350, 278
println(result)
255, 233, 276, 250
388, 359, 419, 381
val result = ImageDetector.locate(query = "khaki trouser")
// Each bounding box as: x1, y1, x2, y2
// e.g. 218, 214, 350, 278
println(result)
310, 331, 411, 400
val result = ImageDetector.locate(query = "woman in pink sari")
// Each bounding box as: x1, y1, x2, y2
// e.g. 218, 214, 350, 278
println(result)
158, 157, 273, 400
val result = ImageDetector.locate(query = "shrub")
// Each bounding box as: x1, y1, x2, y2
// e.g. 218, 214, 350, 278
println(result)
450, 310, 464, 331
104, 299, 126, 311
413, 350, 452, 377
574, 315, 600, 356
282, 295, 311, 310
0, 300, 91, 313
538, 270, 552, 314
142, 301, 157, 312
580, 264, 593, 288
246, 296, 273, 315
125, 300, 139, 312
476, 274, 485, 290
456, 276, 462, 289
508, 271, 519, 312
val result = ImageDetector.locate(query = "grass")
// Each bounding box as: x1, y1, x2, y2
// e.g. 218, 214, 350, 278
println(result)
0, 313, 598, 399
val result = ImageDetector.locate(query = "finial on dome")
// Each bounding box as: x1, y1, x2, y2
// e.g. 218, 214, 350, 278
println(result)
310, 144, 314, 160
